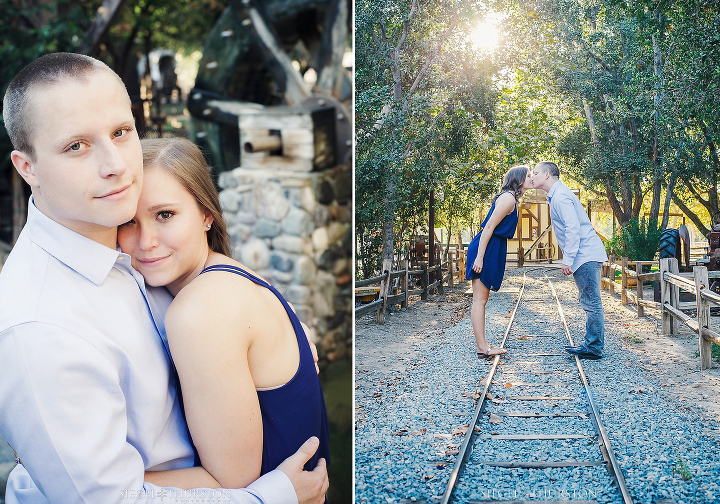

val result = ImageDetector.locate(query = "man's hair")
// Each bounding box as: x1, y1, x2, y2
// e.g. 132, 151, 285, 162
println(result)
3, 53, 121, 159
536, 161, 560, 178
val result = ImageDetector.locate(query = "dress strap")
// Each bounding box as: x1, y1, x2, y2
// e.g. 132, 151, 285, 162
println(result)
200, 263, 271, 288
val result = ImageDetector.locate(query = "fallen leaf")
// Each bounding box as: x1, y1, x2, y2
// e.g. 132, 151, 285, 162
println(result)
411, 428, 427, 436
488, 413, 503, 424
451, 425, 469, 436
392, 430, 408, 436
433, 433, 452, 439
504, 383, 512, 388
445, 448, 459, 456
423, 474, 435, 480
474, 425, 481, 432
420, 385, 429, 389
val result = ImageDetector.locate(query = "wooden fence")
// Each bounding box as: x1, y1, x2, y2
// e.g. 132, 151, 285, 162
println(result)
355, 249, 467, 323
602, 256, 720, 369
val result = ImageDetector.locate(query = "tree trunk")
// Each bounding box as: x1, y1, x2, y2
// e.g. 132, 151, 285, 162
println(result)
429, 189, 435, 284
661, 171, 677, 229
648, 33, 665, 224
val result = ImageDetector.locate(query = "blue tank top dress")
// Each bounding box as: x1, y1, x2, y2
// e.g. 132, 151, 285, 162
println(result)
465, 193, 519, 291
199, 264, 331, 474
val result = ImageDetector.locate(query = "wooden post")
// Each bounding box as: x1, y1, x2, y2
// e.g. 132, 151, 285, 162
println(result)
518, 246, 525, 267
401, 259, 409, 309
636, 261, 644, 317
669, 258, 680, 335
421, 262, 428, 301
621, 256, 628, 305
429, 190, 435, 288
659, 258, 672, 335
601, 262, 607, 291
376, 259, 392, 324
660, 258, 680, 335
608, 255, 615, 295
438, 262, 445, 295
694, 266, 712, 370
448, 251, 455, 288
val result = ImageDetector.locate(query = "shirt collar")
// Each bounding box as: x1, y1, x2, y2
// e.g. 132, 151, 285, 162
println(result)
546, 180, 562, 201
25, 197, 121, 286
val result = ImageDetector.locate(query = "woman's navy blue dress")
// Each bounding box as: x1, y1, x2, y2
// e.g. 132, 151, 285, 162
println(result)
465, 193, 518, 291
199, 264, 330, 474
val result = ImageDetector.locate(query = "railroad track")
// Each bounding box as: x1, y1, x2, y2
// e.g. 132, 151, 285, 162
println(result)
439, 271, 633, 504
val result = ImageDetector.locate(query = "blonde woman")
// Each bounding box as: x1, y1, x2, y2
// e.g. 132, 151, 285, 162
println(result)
118, 138, 330, 489
466, 165, 532, 358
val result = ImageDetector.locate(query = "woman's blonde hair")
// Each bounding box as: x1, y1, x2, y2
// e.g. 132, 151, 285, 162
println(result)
140, 138, 231, 256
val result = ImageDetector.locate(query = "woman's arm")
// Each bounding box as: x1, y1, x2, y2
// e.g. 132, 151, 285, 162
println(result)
144, 467, 221, 490
164, 286, 264, 489
472, 193, 516, 273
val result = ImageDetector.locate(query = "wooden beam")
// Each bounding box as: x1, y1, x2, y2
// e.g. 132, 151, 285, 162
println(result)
78, 0, 129, 55
243, 0, 310, 106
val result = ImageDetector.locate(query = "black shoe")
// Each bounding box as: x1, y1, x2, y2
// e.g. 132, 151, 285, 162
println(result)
565, 346, 603, 360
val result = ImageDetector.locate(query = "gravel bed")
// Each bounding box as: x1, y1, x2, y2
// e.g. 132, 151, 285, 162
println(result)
355, 267, 720, 504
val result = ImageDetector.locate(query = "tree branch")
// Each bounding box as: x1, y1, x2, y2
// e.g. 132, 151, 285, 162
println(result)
578, 37, 620, 83
405, 16, 460, 99
672, 192, 710, 237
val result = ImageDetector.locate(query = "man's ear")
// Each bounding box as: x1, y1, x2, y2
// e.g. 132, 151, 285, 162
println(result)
11, 150, 39, 188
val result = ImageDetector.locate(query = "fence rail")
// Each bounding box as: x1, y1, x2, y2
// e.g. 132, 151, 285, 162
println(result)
355, 249, 467, 323
602, 255, 720, 370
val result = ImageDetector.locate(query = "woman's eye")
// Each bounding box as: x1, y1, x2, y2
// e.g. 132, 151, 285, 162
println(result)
119, 219, 136, 227
113, 128, 127, 138
157, 211, 174, 221
69, 142, 81, 151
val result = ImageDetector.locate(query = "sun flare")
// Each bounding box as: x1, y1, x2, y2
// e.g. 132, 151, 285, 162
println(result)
471, 22, 498, 52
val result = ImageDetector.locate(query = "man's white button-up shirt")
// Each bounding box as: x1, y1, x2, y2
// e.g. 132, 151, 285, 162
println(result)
0, 200, 296, 504
546, 181, 608, 272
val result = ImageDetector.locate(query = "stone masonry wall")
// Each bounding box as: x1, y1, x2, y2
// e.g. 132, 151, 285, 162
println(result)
217, 165, 352, 367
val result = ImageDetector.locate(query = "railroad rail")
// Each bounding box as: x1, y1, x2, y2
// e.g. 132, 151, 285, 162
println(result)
439, 271, 633, 504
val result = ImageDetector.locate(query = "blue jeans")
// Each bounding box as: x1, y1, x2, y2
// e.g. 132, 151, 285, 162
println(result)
572, 261, 604, 355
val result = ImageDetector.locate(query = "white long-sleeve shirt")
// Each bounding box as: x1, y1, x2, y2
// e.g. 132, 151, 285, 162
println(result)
0, 199, 296, 504
546, 181, 608, 272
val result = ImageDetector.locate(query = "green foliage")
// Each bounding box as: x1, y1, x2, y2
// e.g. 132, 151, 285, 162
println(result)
673, 455, 693, 481
604, 218, 662, 261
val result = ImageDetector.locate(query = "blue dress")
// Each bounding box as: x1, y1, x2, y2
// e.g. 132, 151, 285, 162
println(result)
199, 264, 331, 474
465, 193, 519, 291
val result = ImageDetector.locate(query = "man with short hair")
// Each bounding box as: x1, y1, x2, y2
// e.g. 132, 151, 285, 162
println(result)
0, 53, 327, 504
532, 161, 608, 359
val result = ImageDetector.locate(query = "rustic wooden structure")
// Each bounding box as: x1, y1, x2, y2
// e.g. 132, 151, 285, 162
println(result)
601, 256, 720, 370
355, 249, 467, 323
188, 0, 352, 172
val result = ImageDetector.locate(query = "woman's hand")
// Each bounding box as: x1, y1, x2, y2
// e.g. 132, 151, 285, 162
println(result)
472, 258, 483, 274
